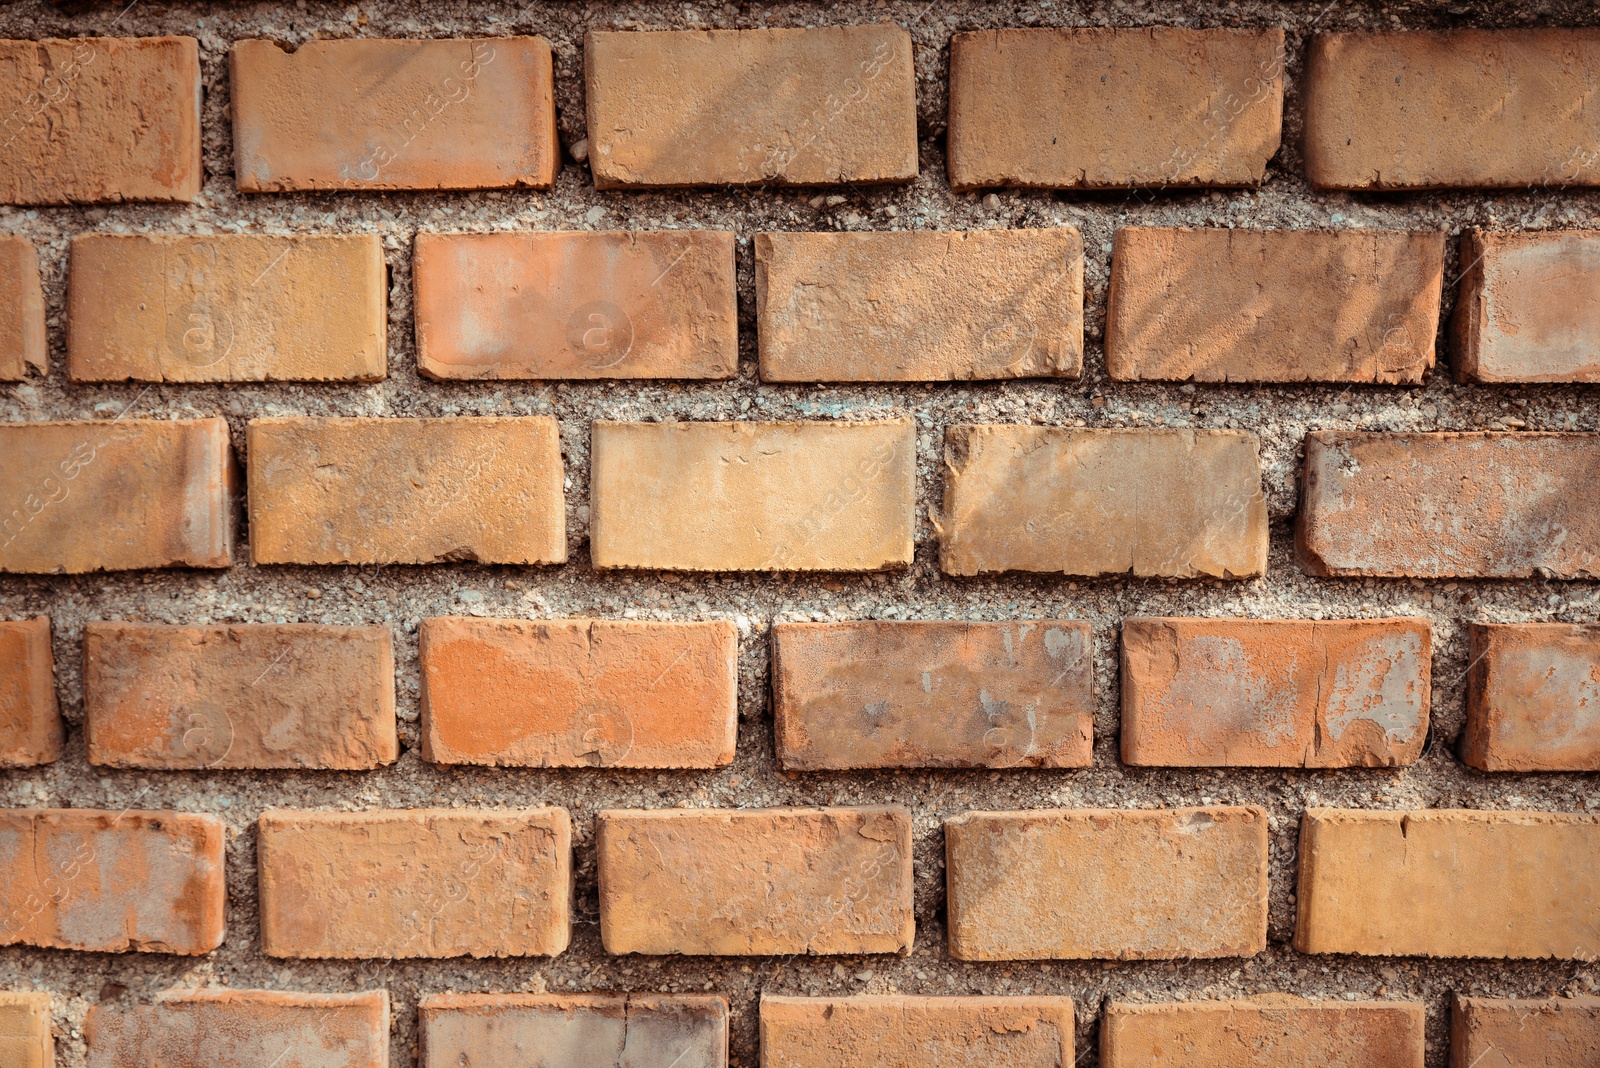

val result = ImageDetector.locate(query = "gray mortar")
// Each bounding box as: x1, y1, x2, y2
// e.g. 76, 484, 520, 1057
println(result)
2, 0, 1599, 1065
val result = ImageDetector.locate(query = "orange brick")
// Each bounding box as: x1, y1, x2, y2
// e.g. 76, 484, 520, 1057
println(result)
415, 230, 737, 381
258, 807, 571, 959
1102, 997, 1424, 1068
940, 426, 1267, 579
420, 994, 727, 1068
1452, 230, 1600, 383
85, 989, 388, 1068
84, 622, 397, 771
0, 808, 225, 955
591, 420, 914, 572
1463, 623, 1600, 772
948, 28, 1284, 190
761, 996, 1074, 1068
756, 230, 1083, 382
68, 234, 386, 383
1298, 432, 1600, 579
1121, 617, 1431, 768
0, 36, 200, 204
231, 37, 557, 192
0, 418, 235, 573
0, 617, 61, 767
772, 620, 1093, 770
1305, 30, 1600, 190
1450, 995, 1600, 1068
0, 236, 44, 380
1296, 808, 1600, 958
420, 617, 736, 769
246, 416, 565, 566
0, 991, 51, 1068
945, 807, 1268, 960
585, 27, 916, 188
598, 806, 913, 956
1106, 228, 1444, 383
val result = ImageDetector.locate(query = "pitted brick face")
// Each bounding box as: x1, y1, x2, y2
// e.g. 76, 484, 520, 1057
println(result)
1451, 229, 1600, 383
0, 991, 52, 1068
1463, 623, 1600, 771
1450, 996, 1600, 1068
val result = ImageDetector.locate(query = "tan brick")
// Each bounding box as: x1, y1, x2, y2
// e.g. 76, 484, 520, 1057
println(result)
0, 617, 61, 767
1451, 995, 1600, 1068
756, 230, 1082, 382
940, 426, 1267, 579
1121, 617, 1431, 768
1298, 432, 1600, 579
773, 620, 1093, 770
85, 989, 388, 1068
945, 807, 1268, 960
1452, 230, 1600, 383
598, 807, 913, 956
1296, 808, 1600, 958
84, 622, 397, 771
231, 37, 557, 192
585, 27, 916, 188
1463, 624, 1600, 772
420, 617, 736, 768
258, 807, 571, 959
1106, 228, 1444, 384
0, 809, 225, 955
0, 418, 235, 574
0, 37, 200, 204
247, 416, 565, 566
1102, 996, 1424, 1068
591, 420, 914, 572
948, 28, 1284, 190
1305, 30, 1600, 190
761, 996, 1074, 1068
0, 991, 52, 1068
68, 234, 386, 383
420, 994, 727, 1068
0, 236, 44, 380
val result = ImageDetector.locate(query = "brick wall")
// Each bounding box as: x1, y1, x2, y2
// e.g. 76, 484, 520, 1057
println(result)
2, 1, 1599, 1066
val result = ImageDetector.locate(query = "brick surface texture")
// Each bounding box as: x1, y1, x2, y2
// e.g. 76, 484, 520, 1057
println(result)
0, 236, 45, 381
1463, 623, 1600, 772
760, 995, 1074, 1068
0, 616, 61, 767
1451, 229, 1600, 383
1450, 995, 1600, 1068
0, 991, 52, 1068
1101, 996, 1425, 1067
419, 993, 728, 1068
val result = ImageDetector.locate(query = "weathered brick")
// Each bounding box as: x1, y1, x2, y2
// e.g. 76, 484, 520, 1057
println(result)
584, 27, 916, 188
231, 37, 556, 192
591, 420, 914, 572
761, 996, 1073, 1068
0, 236, 44, 380
258, 807, 571, 959
948, 28, 1284, 190
84, 622, 397, 771
1452, 230, 1600, 383
68, 233, 386, 383
1451, 995, 1600, 1068
940, 426, 1267, 579
1298, 432, 1600, 579
1304, 30, 1600, 190
0, 991, 51, 1068
85, 989, 388, 1068
420, 617, 736, 768
247, 416, 565, 566
945, 807, 1268, 960
0, 36, 200, 204
772, 620, 1093, 770
0, 617, 61, 767
756, 230, 1083, 382
1296, 809, 1600, 958
1102, 996, 1424, 1068
1106, 228, 1444, 384
0, 418, 235, 574
0, 809, 225, 955
1463, 623, 1600, 772
420, 994, 727, 1068
1121, 617, 1431, 768
598, 806, 913, 956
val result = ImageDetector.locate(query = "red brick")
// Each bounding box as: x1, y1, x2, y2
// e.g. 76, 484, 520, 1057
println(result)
84, 622, 397, 771
1121, 617, 1431, 768
0, 236, 44, 380
598, 806, 913, 956
772, 620, 1093, 770
0, 617, 61, 767
420, 617, 736, 768
1451, 995, 1600, 1068
1452, 229, 1600, 383
231, 37, 557, 192
1102, 997, 1424, 1068
761, 996, 1074, 1068
0, 808, 225, 955
1297, 432, 1600, 579
1463, 623, 1600, 772
0, 36, 201, 204
0, 991, 51, 1068
420, 994, 727, 1068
